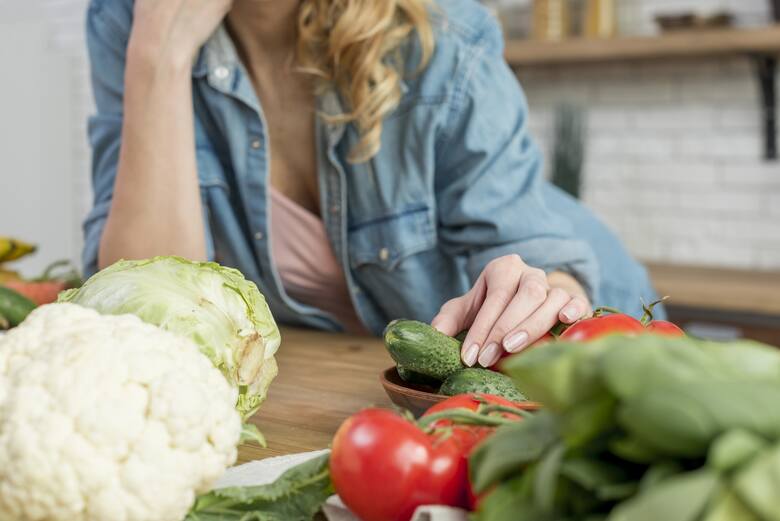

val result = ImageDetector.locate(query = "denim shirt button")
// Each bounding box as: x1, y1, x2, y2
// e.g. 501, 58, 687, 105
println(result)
329, 204, 340, 215
214, 66, 229, 80
378, 248, 390, 261
250, 139, 261, 149
254, 231, 264, 240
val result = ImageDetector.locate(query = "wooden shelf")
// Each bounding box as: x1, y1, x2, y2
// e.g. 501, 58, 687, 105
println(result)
646, 263, 780, 316
505, 25, 780, 66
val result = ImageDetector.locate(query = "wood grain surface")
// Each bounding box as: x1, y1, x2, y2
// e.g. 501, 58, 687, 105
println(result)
238, 328, 393, 463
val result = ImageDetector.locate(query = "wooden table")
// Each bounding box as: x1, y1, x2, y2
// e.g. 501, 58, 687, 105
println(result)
238, 328, 392, 463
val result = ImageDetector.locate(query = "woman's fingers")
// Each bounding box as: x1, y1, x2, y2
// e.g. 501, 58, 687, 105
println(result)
461, 266, 525, 367
501, 288, 573, 354
431, 277, 487, 337
462, 286, 517, 367
559, 295, 592, 324
476, 270, 550, 365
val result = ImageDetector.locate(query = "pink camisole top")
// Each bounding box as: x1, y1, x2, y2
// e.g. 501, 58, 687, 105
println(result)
269, 188, 367, 335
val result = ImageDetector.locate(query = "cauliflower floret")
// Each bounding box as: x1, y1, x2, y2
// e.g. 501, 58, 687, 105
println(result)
0, 304, 241, 521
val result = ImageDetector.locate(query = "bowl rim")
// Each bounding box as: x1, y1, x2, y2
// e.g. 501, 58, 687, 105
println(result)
380, 365, 543, 410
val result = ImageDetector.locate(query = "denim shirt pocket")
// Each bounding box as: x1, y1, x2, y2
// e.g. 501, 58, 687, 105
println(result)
347, 206, 437, 271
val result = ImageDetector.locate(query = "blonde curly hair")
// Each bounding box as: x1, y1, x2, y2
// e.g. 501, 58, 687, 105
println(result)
297, 0, 435, 163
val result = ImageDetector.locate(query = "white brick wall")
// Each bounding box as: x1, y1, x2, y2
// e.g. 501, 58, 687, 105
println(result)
518, 0, 780, 270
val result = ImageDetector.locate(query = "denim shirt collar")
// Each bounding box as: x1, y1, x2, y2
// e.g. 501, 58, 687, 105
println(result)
193, 25, 409, 116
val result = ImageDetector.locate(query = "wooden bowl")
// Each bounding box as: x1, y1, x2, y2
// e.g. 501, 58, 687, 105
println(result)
380, 366, 543, 417
380, 367, 445, 417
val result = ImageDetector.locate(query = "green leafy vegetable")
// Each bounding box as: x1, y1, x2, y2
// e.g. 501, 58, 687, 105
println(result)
187, 453, 333, 521
471, 335, 780, 521
59, 256, 281, 419
240, 424, 267, 447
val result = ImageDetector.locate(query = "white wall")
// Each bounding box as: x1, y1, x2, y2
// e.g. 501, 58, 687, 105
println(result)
0, 0, 90, 278
517, 0, 780, 270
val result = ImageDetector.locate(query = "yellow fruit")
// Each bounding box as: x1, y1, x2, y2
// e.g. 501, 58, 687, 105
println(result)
0, 238, 36, 263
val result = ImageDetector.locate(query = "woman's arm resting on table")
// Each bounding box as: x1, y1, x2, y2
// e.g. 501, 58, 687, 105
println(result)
432, 256, 592, 367
88, 0, 231, 269
430, 14, 598, 367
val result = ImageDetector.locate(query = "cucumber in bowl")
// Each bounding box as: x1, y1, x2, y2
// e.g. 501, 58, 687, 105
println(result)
383, 319, 528, 403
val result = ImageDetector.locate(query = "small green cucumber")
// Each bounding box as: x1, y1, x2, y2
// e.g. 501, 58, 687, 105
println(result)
384, 319, 464, 381
0, 287, 36, 327
440, 368, 527, 402
396, 365, 441, 388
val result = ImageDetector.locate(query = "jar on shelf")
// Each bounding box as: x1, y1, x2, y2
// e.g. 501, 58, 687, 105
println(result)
585, 0, 617, 38
532, 0, 570, 41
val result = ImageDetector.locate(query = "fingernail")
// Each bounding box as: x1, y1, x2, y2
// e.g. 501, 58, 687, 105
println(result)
562, 306, 579, 322
463, 344, 480, 367
504, 332, 528, 353
478, 343, 501, 367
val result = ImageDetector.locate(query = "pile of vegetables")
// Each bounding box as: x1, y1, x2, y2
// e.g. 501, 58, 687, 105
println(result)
383, 303, 683, 404
0, 236, 83, 329
0, 256, 284, 521
184, 393, 531, 521
470, 334, 780, 521
59, 256, 280, 419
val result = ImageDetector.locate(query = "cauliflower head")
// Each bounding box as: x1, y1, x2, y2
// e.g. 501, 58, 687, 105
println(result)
0, 304, 241, 521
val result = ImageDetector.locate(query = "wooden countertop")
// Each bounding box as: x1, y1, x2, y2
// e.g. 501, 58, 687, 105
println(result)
646, 263, 780, 316
238, 328, 392, 463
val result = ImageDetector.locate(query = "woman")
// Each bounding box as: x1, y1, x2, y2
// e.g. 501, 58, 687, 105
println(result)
84, 0, 659, 369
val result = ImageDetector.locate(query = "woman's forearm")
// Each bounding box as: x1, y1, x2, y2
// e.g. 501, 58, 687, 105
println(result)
98, 49, 207, 269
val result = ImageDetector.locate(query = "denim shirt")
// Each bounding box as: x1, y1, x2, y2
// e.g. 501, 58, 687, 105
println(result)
84, 0, 660, 335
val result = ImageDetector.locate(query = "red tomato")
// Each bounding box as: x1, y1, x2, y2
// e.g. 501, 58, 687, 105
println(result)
2, 280, 67, 306
330, 409, 467, 521
646, 320, 685, 336
424, 394, 524, 511
560, 313, 645, 342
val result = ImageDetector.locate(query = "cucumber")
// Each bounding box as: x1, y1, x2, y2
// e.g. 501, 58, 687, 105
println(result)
0, 287, 36, 327
440, 368, 527, 402
384, 319, 464, 381
396, 365, 441, 388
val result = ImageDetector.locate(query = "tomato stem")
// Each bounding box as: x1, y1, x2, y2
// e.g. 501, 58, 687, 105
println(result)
417, 409, 519, 429
593, 306, 624, 317
477, 404, 534, 419
640, 296, 670, 325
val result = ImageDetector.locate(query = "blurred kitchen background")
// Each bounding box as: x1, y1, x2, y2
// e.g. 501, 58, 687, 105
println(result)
0, 0, 778, 342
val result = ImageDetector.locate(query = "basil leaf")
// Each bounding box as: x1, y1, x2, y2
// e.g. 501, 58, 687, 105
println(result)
608, 469, 719, 521
733, 442, 780, 521
474, 476, 554, 521
533, 443, 566, 511
702, 488, 761, 521
708, 429, 768, 473
470, 411, 560, 493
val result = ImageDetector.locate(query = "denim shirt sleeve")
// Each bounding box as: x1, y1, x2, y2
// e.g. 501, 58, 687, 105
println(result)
83, 0, 216, 277
434, 18, 600, 299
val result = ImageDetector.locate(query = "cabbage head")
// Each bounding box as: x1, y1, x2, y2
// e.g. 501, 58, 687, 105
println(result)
59, 256, 280, 419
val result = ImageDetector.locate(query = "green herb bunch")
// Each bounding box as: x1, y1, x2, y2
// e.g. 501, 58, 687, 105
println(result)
470, 335, 780, 521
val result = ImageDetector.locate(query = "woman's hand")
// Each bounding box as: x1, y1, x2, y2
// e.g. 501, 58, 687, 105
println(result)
129, 0, 233, 68
431, 255, 592, 367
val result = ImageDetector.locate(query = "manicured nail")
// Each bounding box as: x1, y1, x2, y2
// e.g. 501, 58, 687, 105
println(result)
478, 343, 501, 367
463, 343, 480, 366
562, 306, 579, 322
504, 332, 528, 353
